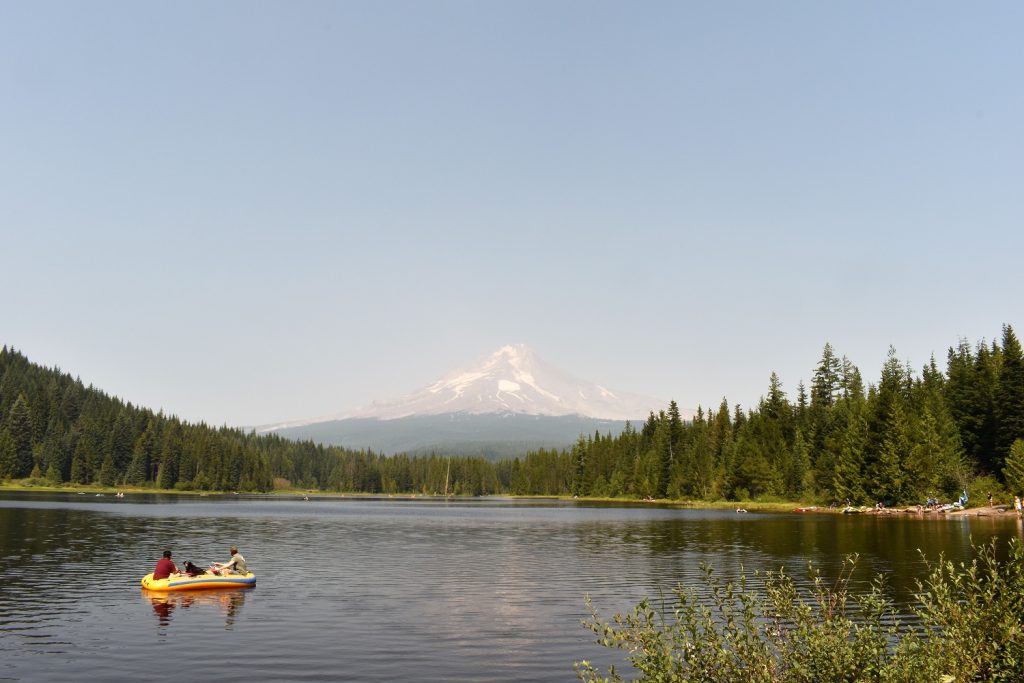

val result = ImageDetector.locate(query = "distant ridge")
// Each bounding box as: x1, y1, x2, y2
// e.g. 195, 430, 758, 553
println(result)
272, 412, 632, 460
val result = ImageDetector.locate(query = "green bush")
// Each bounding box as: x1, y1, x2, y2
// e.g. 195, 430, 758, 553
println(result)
577, 539, 1024, 682
966, 475, 1006, 508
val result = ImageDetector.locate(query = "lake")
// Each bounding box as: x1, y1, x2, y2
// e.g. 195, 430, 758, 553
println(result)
1, 492, 1021, 682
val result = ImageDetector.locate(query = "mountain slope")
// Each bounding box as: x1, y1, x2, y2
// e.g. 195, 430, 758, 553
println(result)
272, 412, 632, 460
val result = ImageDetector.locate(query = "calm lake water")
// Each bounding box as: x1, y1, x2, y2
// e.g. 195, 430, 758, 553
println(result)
1, 492, 1021, 682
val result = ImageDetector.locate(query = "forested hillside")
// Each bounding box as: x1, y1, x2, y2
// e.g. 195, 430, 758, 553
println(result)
552, 324, 1024, 505
0, 347, 498, 494
2, 324, 1024, 504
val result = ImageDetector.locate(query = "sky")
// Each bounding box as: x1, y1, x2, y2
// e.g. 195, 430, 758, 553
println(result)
2, 1, 1022, 427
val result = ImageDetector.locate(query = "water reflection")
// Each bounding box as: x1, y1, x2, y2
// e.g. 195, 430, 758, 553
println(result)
3, 494, 1023, 683
142, 588, 251, 629
569, 509, 1020, 605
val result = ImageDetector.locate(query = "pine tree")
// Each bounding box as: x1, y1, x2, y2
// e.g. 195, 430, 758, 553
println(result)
795, 381, 809, 435
7, 394, 34, 478
69, 447, 89, 484
969, 343, 999, 473
0, 430, 16, 479
811, 343, 843, 409
907, 408, 943, 501
45, 461, 63, 484
1003, 439, 1024, 497
156, 426, 181, 489
945, 339, 978, 457
833, 408, 867, 504
789, 429, 810, 496
98, 453, 117, 486
995, 325, 1024, 475
809, 344, 843, 483
655, 410, 672, 498
688, 413, 715, 499
865, 347, 908, 473
733, 442, 774, 499
765, 373, 786, 421
874, 398, 912, 504
571, 435, 588, 497
38, 432, 67, 483
126, 421, 157, 486
109, 409, 135, 473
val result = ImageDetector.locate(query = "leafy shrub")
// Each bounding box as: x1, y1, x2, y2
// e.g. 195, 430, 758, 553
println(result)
966, 474, 1005, 508
577, 539, 1024, 682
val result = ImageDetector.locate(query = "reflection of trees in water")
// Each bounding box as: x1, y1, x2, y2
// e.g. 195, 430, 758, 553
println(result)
0, 502, 239, 593
572, 513, 1021, 606
143, 588, 250, 629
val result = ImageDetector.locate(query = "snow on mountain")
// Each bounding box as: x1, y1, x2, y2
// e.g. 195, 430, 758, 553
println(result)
341, 343, 665, 421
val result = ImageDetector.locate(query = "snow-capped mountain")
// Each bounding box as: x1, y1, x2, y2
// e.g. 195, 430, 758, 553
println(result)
259, 344, 672, 457
343, 343, 664, 421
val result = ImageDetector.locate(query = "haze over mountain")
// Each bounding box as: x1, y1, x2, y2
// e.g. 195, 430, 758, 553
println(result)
357, 343, 665, 420
261, 344, 672, 458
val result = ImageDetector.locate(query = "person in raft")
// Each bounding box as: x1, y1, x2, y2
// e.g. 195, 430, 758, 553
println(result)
153, 550, 180, 580
211, 546, 247, 575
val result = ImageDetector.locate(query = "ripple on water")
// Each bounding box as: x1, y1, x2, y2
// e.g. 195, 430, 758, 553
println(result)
1, 495, 1020, 682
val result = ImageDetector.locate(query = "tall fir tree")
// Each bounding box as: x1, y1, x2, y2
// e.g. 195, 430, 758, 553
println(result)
126, 419, 158, 485
571, 435, 588, 497
789, 429, 810, 496
882, 403, 916, 504
971, 343, 999, 473
833, 407, 867, 504
98, 453, 118, 487
0, 429, 16, 479
1003, 439, 1024, 497
995, 325, 1024, 475
811, 343, 843, 409
156, 425, 181, 490
109, 409, 135, 473
7, 394, 34, 478
656, 410, 672, 498
808, 344, 843, 483
69, 444, 90, 484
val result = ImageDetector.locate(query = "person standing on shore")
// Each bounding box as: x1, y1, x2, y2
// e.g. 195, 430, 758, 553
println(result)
1014, 495, 1022, 516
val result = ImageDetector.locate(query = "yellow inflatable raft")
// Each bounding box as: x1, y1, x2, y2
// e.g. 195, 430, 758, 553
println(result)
140, 571, 256, 591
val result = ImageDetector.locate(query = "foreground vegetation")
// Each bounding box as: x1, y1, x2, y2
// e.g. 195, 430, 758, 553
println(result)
2, 323, 1023, 507
577, 538, 1024, 683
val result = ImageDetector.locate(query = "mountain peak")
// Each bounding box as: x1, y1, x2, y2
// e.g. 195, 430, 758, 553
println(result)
346, 344, 664, 421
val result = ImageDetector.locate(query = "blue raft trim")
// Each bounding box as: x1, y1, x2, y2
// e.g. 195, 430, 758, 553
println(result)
165, 575, 257, 588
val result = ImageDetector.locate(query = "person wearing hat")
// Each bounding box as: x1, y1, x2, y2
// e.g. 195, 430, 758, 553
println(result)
211, 546, 247, 575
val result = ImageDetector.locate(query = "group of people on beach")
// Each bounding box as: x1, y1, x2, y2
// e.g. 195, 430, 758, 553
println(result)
152, 546, 248, 580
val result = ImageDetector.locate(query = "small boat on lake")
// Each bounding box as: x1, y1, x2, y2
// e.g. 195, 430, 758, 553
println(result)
140, 571, 256, 591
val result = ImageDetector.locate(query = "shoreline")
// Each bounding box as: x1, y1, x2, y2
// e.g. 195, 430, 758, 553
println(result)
2, 482, 1020, 517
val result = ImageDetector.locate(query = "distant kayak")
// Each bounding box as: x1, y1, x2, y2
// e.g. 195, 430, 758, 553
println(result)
793, 506, 817, 513
140, 571, 256, 591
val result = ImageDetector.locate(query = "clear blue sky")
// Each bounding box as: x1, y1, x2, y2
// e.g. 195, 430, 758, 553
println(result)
3, 1, 1021, 426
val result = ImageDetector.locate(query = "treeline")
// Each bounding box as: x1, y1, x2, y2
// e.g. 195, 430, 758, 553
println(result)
561, 324, 1024, 505
3, 324, 1024, 504
0, 347, 499, 494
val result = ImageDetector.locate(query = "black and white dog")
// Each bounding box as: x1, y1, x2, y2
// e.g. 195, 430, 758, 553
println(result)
182, 560, 207, 576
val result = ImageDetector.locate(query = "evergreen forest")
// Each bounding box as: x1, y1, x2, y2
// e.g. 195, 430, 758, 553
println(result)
2, 324, 1024, 506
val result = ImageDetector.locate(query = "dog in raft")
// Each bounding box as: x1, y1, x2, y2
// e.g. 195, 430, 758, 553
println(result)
181, 560, 208, 577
